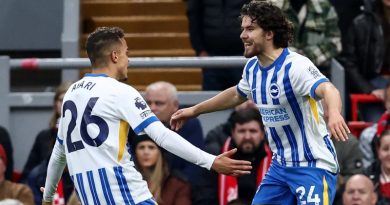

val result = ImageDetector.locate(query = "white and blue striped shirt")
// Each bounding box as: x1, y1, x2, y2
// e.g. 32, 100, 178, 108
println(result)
49, 74, 214, 204
237, 48, 338, 173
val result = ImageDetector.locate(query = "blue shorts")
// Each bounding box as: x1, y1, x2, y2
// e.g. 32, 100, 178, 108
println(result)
252, 160, 337, 205
138, 198, 158, 205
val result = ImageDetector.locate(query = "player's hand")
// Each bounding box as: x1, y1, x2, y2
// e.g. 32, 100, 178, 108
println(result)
170, 107, 196, 131
211, 148, 252, 176
371, 89, 385, 100
327, 111, 350, 141
42, 201, 52, 205
40, 187, 52, 205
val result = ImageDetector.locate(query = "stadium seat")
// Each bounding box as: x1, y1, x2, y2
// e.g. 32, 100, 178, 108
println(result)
347, 94, 381, 137
350, 94, 382, 121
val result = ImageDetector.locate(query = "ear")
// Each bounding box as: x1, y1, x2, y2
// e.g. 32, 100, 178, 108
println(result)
111, 50, 119, 63
173, 99, 179, 109
372, 191, 378, 205
265, 30, 274, 41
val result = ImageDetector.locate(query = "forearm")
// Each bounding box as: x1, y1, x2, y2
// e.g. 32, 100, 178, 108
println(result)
145, 122, 216, 170
42, 141, 67, 202
193, 87, 246, 116
320, 83, 342, 114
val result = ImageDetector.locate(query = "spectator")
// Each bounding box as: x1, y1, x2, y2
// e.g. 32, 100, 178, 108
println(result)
205, 100, 257, 155
339, 0, 390, 121
333, 135, 364, 182
0, 126, 13, 181
193, 108, 272, 205
21, 82, 72, 181
276, 0, 342, 76
133, 134, 191, 205
187, 0, 250, 90
143, 81, 205, 184
360, 83, 390, 168
364, 129, 390, 204
19, 82, 74, 204
342, 174, 378, 205
0, 145, 34, 205
332, 134, 364, 205
26, 158, 73, 205
329, 0, 364, 45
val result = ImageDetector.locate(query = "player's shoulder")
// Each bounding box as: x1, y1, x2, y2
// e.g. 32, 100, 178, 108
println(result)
111, 81, 139, 95
244, 56, 258, 70
286, 50, 315, 69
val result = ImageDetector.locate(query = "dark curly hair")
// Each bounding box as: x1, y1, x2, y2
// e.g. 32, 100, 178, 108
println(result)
240, 1, 294, 48
86, 27, 125, 67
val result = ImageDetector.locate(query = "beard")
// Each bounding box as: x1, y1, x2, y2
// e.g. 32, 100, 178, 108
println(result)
238, 141, 257, 154
243, 45, 262, 58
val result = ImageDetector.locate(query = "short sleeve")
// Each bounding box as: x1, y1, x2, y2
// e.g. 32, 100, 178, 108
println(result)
237, 57, 258, 98
116, 86, 159, 135
289, 58, 329, 100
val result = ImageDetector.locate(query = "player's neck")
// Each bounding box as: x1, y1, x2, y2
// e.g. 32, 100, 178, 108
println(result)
257, 47, 284, 67
92, 67, 117, 79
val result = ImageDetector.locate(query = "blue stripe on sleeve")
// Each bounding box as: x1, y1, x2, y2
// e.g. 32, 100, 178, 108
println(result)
133, 116, 159, 134
236, 85, 247, 98
87, 171, 101, 205
310, 78, 329, 99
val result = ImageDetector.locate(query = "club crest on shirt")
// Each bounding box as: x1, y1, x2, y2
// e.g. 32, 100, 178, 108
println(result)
134, 97, 147, 110
269, 83, 280, 99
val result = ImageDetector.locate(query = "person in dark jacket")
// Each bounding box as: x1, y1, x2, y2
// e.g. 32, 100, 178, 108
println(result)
187, 0, 250, 90
0, 126, 13, 181
339, 0, 390, 121
193, 108, 271, 205
21, 82, 72, 181
329, 0, 364, 45
143, 81, 205, 186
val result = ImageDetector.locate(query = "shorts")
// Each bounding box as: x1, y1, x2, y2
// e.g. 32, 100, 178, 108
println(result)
252, 160, 337, 205
138, 198, 158, 205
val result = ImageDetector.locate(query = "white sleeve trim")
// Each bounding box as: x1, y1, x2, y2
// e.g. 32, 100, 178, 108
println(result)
43, 141, 67, 202
144, 121, 216, 170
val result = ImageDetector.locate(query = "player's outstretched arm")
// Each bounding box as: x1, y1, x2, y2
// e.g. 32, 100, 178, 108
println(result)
40, 188, 52, 205
41, 141, 67, 203
316, 82, 350, 141
212, 148, 252, 176
170, 86, 246, 130
145, 122, 252, 176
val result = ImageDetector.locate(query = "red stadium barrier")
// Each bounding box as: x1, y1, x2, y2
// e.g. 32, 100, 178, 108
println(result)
350, 94, 382, 121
